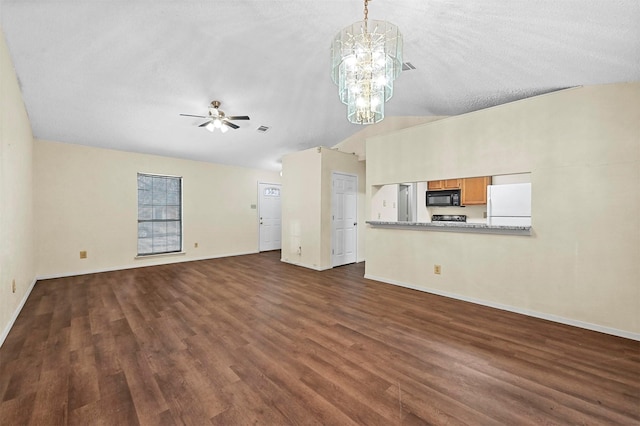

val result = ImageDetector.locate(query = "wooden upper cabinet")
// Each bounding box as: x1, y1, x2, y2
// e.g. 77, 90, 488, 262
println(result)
428, 177, 491, 205
461, 176, 492, 205
427, 179, 461, 190
427, 180, 444, 190
443, 179, 461, 189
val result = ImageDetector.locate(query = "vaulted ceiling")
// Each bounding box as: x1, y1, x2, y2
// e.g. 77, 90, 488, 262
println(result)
1, 0, 639, 171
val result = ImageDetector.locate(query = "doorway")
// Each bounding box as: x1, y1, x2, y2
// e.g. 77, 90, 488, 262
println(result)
398, 183, 415, 222
258, 183, 282, 251
332, 172, 357, 267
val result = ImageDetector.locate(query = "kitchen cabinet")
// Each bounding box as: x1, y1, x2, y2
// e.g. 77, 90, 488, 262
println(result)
427, 176, 491, 205
461, 176, 492, 205
427, 179, 461, 190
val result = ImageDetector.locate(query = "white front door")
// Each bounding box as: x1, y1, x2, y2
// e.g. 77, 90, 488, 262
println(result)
332, 172, 357, 267
258, 183, 282, 251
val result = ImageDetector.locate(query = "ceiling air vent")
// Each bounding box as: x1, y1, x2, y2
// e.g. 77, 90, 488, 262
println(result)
402, 62, 416, 71
256, 125, 270, 133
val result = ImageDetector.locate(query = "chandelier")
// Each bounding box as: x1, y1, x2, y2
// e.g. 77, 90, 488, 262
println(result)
331, 0, 403, 124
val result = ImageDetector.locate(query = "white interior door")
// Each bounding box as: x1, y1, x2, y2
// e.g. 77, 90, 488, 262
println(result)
332, 172, 357, 267
258, 183, 282, 251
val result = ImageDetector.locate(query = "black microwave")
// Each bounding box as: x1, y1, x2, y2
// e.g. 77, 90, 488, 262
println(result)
426, 189, 461, 207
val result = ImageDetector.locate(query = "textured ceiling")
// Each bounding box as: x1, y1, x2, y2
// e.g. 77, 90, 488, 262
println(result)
1, 0, 639, 171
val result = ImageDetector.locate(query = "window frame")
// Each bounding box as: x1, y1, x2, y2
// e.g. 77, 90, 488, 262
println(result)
136, 172, 183, 256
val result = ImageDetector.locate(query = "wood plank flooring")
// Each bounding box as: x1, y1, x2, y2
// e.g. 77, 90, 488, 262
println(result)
1, 251, 638, 425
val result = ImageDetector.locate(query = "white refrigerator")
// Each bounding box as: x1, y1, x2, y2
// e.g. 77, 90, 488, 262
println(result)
487, 183, 532, 226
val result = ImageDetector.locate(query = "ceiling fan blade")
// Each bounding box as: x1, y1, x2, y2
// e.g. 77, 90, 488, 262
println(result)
180, 114, 207, 118
226, 115, 250, 120
223, 121, 239, 129
198, 121, 212, 127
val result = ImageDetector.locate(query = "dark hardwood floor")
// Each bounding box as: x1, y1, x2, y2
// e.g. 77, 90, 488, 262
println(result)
1, 251, 638, 425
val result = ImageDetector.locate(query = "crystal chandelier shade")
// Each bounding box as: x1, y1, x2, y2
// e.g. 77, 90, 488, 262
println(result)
331, 3, 402, 125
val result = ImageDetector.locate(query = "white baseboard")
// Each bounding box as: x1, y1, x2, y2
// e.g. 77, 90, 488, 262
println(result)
36, 251, 259, 280
364, 274, 640, 342
280, 258, 332, 271
1, 277, 38, 348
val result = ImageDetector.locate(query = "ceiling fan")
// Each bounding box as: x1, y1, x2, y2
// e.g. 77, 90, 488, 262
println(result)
180, 100, 250, 133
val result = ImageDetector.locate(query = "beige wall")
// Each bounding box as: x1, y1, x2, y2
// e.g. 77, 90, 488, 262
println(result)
0, 28, 36, 345
365, 83, 640, 338
34, 140, 280, 277
281, 148, 322, 268
281, 146, 365, 270
333, 116, 446, 160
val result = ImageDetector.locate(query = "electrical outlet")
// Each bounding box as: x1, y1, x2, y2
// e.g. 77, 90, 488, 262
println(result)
194, 242, 199, 248
12, 279, 16, 293
377, 212, 381, 219
434, 265, 441, 275
383, 200, 387, 207
80, 251, 87, 259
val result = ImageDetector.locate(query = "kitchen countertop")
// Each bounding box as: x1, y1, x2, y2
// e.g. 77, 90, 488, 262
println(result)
366, 221, 532, 236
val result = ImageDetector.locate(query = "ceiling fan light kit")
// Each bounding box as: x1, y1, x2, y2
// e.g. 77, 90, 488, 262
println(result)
180, 100, 249, 134
331, 0, 403, 125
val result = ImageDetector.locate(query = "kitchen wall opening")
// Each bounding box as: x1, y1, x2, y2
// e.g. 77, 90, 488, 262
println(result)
371, 172, 531, 226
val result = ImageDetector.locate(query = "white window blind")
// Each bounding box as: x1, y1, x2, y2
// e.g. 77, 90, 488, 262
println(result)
137, 173, 182, 255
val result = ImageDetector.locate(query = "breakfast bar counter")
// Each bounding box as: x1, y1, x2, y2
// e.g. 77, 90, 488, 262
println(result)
366, 221, 532, 236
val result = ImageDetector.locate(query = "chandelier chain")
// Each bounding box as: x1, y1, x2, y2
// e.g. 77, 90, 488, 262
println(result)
363, 0, 369, 25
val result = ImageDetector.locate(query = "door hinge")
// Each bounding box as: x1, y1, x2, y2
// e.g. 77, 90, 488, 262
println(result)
332, 249, 334, 254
